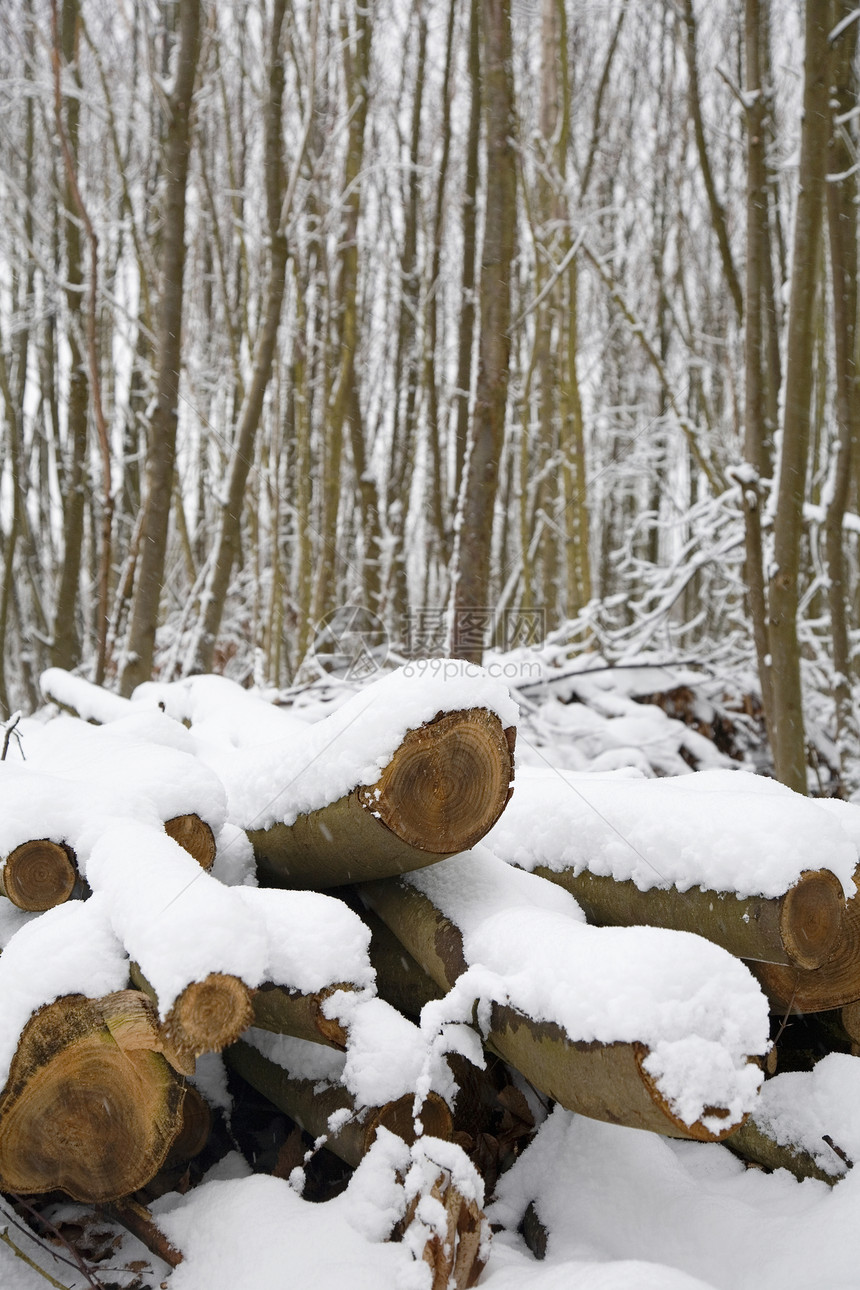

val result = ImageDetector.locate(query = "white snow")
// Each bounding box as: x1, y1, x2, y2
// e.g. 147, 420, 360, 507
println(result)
85, 821, 267, 1014
40, 668, 133, 723
235, 886, 374, 992
246, 991, 454, 1109
407, 847, 769, 1130
745, 1052, 860, 1177
202, 663, 517, 830
486, 765, 859, 898
0, 894, 128, 1088
2, 667, 859, 1290
23, 711, 229, 843
131, 673, 310, 744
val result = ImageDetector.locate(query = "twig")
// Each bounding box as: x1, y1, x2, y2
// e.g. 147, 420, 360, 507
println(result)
7, 1195, 105, 1290
102, 1199, 182, 1269
0, 1228, 71, 1290
0, 712, 22, 761
823, 1134, 853, 1169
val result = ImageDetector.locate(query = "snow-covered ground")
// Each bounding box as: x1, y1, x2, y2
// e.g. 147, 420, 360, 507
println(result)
1, 659, 859, 1289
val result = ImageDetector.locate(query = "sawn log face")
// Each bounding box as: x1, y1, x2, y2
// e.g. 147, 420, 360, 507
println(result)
0, 991, 185, 1203
250, 709, 515, 889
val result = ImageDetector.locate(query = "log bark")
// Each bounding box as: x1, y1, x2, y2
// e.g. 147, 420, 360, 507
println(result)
0, 991, 185, 1202
250, 709, 515, 889
365, 906, 444, 1018
724, 1116, 843, 1185
361, 879, 744, 1141
225, 1039, 452, 1169
130, 963, 254, 1067
102, 1199, 183, 1268
748, 870, 860, 1012
533, 865, 846, 970
0, 839, 77, 911
251, 983, 350, 1049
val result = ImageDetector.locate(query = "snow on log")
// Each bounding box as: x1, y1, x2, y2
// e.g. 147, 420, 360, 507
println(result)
724, 1052, 860, 1183
200, 665, 517, 888
233, 886, 376, 1046
399, 1137, 489, 1290
248, 709, 515, 888
24, 709, 229, 860
226, 1037, 452, 1169
486, 766, 856, 969
40, 667, 133, 723
231, 989, 457, 1167
361, 847, 770, 1140
132, 673, 309, 744
84, 822, 266, 1060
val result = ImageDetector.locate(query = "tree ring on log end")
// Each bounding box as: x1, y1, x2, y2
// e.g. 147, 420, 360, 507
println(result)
778, 869, 845, 970
164, 973, 254, 1057
363, 1090, 453, 1155
360, 708, 515, 854
0, 994, 184, 1202
1, 839, 77, 911
164, 814, 217, 871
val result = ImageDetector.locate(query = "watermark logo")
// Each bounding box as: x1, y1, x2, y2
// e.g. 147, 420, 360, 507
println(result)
402, 607, 545, 657
310, 605, 389, 680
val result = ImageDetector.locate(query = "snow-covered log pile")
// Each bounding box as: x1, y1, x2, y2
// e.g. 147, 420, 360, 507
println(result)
0, 663, 857, 1286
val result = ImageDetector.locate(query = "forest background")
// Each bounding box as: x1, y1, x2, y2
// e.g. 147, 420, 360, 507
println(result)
0, 0, 857, 797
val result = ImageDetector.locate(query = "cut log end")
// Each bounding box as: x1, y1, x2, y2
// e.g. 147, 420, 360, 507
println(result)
364, 1091, 453, 1156
163, 972, 254, 1059
0, 992, 184, 1202
358, 708, 515, 855
1, 840, 77, 911
633, 1043, 745, 1142
164, 814, 217, 871
779, 869, 846, 970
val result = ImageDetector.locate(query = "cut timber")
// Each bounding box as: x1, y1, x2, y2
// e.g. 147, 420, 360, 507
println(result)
0, 840, 77, 911
723, 1116, 842, 1185
0, 991, 184, 1202
251, 983, 350, 1049
164, 814, 216, 870
225, 1039, 452, 1168
103, 1199, 183, 1269
534, 865, 846, 970
361, 878, 745, 1142
749, 871, 860, 1012
400, 1156, 487, 1290
365, 907, 444, 1018
250, 709, 515, 889
130, 963, 254, 1066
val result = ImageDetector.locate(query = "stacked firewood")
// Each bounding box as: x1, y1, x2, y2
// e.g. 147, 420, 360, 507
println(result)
0, 666, 855, 1284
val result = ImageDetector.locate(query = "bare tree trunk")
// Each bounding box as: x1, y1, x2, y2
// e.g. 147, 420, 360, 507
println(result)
768, 0, 830, 792
741, 0, 775, 738
120, 0, 201, 695
680, 0, 744, 321
190, 0, 292, 674
453, 0, 481, 504
451, 0, 517, 663
823, 0, 860, 768
310, 0, 373, 629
